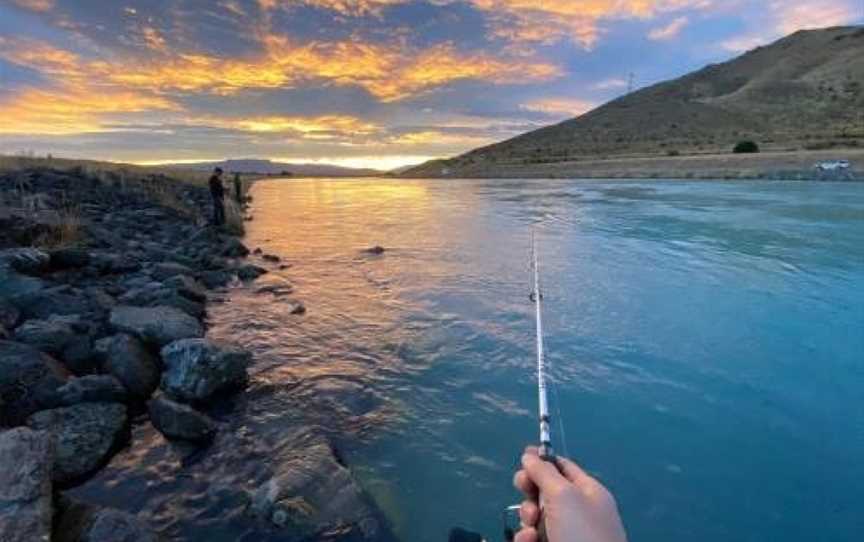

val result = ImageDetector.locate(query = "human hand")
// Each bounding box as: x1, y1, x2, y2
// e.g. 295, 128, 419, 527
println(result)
512, 447, 628, 542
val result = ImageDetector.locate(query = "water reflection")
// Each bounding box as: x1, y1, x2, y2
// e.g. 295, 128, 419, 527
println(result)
72, 178, 864, 542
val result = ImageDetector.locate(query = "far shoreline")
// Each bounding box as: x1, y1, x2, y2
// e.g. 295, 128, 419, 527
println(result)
398, 149, 864, 181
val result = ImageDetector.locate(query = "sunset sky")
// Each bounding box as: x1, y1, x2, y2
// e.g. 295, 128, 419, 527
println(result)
1, 0, 862, 169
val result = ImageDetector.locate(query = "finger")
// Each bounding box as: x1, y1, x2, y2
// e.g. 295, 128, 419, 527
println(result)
522, 452, 567, 493
524, 445, 539, 455
555, 455, 591, 485
519, 499, 540, 528
514, 527, 539, 542
514, 470, 538, 498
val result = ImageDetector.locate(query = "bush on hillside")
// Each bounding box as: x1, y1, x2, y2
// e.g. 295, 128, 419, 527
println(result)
733, 140, 760, 153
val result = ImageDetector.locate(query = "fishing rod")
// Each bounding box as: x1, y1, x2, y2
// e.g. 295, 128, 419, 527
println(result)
531, 231, 554, 462
503, 231, 556, 542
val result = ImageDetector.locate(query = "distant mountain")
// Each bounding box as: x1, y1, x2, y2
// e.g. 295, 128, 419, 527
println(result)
404, 26, 864, 178
168, 159, 382, 177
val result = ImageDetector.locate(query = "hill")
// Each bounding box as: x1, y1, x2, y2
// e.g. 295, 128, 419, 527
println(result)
404, 26, 864, 178
167, 159, 383, 177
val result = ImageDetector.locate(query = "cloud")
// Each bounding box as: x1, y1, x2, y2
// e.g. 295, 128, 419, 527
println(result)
720, 0, 861, 52
8, 0, 54, 12
520, 97, 596, 119
0, 86, 178, 135
1, 33, 562, 103
648, 16, 689, 40
592, 77, 629, 90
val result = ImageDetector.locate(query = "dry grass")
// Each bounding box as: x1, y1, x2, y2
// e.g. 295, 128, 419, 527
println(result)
0, 154, 210, 186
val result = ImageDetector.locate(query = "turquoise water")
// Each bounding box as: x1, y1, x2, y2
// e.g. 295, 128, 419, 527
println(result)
76, 178, 863, 541
226, 178, 863, 541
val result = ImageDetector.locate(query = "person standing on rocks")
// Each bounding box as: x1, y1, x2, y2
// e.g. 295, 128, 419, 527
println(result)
233, 172, 243, 203
209, 167, 226, 226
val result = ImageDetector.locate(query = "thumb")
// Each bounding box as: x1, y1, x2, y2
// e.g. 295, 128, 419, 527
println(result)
521, 452, 567, 494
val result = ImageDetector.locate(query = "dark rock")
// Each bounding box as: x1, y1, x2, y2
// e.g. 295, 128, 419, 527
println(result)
26, 402, 128, 486
160, 339, 251, 403
11, 288, 98, 321
13, 317, 77, 356
61, 339, 99, 376
282, 299, 306, 315
109, 305, 203, 347
0, 428, 54, 542
254, 276, 294, 296
0, 298, 21, 330
151, 262, 194, 281
90, 253, 141, 275
363, 245, 385, 255
236, 264, 267, 281
54, 498, 163, 542
147, 394, 216, 443
164, 275, 207, 302
153, 291, 205, 319
221, 237, 249, 258
253, 248, 263, 255
0, 266, 49, 299
50, 248, 91, 269
0, 247, 51, 275
56, 376, 127, 406
0, 341, 70, 426
262, 254, 280, 263
250, 439, 380, 540
95, 334, 160, 401
200, 270, 233, 289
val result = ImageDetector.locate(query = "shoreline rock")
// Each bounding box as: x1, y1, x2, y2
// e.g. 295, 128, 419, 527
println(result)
0, 428, 54, 542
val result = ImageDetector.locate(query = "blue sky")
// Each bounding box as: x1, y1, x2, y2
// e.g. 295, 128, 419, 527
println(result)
1, 0, 862, 168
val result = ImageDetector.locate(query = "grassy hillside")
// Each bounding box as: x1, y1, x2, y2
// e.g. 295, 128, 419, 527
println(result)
405, 26, 864, 177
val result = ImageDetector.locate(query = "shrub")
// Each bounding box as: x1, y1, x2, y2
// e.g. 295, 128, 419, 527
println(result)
733, 140, 760, 153
666, 150, 681, 157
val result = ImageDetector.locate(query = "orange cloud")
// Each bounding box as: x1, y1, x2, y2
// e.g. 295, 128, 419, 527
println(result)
9, 0, 54, 12
2, 34, 560, 102
198, 114, 381, 135
0, 86, 178, 135
520, 97, 596, 118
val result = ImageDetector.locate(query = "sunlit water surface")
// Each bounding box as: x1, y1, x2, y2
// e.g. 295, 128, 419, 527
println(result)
75, 178, 864, 542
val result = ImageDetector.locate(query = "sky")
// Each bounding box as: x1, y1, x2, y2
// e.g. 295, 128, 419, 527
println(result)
1, 0, 862, 169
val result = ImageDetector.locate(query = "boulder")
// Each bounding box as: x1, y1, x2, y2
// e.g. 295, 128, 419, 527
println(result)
160, 339, 251, 403
262, 254, 281, 263
54, 498, 163, 542
250, 440, 380, 540
254, 276, 294, 296
163, 275, 207, 302
281, 299, 306, 315
236, 264, 267, 281
0, 298, 21, 330
49, 248, 91, 269
221, 237, 249, 258
147, 394, 216, 443
0, 428, 54, 542
56, 376, 127, 406
0, 266, 49, 299
109, 305, 203, 347
0, 341, 69, 426
95, 334, 160, 402
200, 270, 233, 289
362, 245, 385, 255
11, 288, 98, 321
26, 402, 128, 486
14, 317, 77, 356
0, 247, 50, 275
151, 262, 194, 281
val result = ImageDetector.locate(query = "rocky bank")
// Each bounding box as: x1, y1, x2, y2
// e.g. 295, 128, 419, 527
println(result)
0, 167, 389, 541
